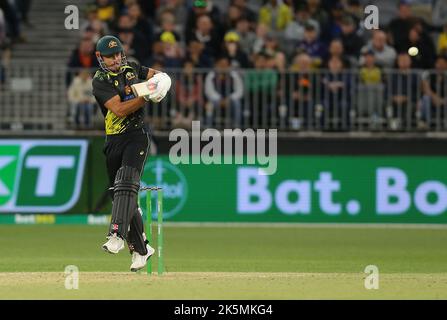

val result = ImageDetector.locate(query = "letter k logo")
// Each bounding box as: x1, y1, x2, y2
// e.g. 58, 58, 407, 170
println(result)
0, 156, 15, 196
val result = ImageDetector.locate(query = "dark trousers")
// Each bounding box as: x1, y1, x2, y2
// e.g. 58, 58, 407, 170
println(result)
16, 0, 32, 22
103, 128, 151, 254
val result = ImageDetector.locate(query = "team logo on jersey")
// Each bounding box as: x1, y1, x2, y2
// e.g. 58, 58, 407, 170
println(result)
126, 72, 136, 81
114, 80, 119, 87
108, 40, 118, 48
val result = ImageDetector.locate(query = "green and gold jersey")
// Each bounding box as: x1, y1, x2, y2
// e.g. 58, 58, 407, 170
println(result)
92, 61, 149, 135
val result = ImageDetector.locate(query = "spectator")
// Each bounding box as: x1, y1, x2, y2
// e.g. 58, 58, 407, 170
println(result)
437, 23, 447, 54
326, 2, 345, 41
204, 56, 244, 127
232, 0, 257, 27
252, 23, 269, 55
67, 37, 99, 85
259, 32, 286, 71
67, 70, 96, 129
420, 54, 447, 129
388, 52, 420, 130
323, 39, 350, 68
148, 40, 164, 66
284, 3, 320, 58
117, 27, 150, 65
289, 51, 314, 71
115, 13, 134, 32
159, 31, 183, 68
359, 49, 382, 85
233, 16, 257, 58
287, 52, 319, 130
156, 0, 188, 29
360, 30, 397, 69
81, 6, 110, 43
174, 59, 204, 128
222, 4, 242, 32
258, 0, 293, 33
244, 53, 279, 127
127, 2, 154, 44
307, 0, 330, 41
222, 31, 252, 68
184, 40, 213, 68
136, 0, 157, 20
185, 0, 223, 46
296, 23, 326, 69
387, 1, 417, 52
96, 0, 115, 23
357, 49, 384, 123
115, 13, 151, 63
155, 9, 182, 43
339, 15, 363, 65
187, 14, 221, 59
321, 56, 352, 130
345, 0, 362, 25
404, 23, 436, 69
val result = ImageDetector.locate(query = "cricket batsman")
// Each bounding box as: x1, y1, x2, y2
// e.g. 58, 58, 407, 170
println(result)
92, 35, 171, 271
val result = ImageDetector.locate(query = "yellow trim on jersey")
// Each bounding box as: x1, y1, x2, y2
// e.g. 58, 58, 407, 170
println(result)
105, 110, 127, 135
107, 65, 134, 77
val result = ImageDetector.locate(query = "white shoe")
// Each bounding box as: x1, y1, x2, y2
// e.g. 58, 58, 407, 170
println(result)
102, 233, 124, 254
130, 244, 155, 272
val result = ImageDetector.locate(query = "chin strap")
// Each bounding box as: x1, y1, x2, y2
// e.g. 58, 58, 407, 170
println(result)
96, 52, 129, 75
106, 65, 133, 77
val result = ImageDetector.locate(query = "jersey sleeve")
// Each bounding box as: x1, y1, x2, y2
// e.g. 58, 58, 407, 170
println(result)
129, 61, 150, 80
92, 77, 118, 106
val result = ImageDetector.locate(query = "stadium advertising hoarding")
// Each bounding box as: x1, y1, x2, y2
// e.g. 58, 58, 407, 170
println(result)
0, 139, 446, 224
0, 140, 88, 213
142, 156, 447, 223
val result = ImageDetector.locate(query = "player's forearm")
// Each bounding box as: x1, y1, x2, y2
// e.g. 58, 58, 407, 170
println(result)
114, 97, 147, 117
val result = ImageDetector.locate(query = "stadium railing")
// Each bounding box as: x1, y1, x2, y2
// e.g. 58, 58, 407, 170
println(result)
1, 64, 446, 133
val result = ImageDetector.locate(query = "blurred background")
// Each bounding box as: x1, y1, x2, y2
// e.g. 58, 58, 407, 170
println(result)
1, 0, 447, 132
0, 0, 446, 222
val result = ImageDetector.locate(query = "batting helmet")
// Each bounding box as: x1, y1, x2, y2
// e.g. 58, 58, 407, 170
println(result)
95, 35, 128, 74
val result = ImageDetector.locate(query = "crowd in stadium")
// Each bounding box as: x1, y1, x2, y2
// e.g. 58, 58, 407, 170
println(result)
5, 0, 447, 131
66, 0, 447, 70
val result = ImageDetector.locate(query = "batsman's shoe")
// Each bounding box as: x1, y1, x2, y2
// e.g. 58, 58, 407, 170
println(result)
130, 244, 155, 272
102, 233, 125, 254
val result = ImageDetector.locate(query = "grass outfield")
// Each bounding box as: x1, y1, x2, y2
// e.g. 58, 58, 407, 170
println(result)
1, 224, 447, 299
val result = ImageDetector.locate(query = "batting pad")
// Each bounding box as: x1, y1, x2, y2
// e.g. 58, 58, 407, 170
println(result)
109, 166, 140, 240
